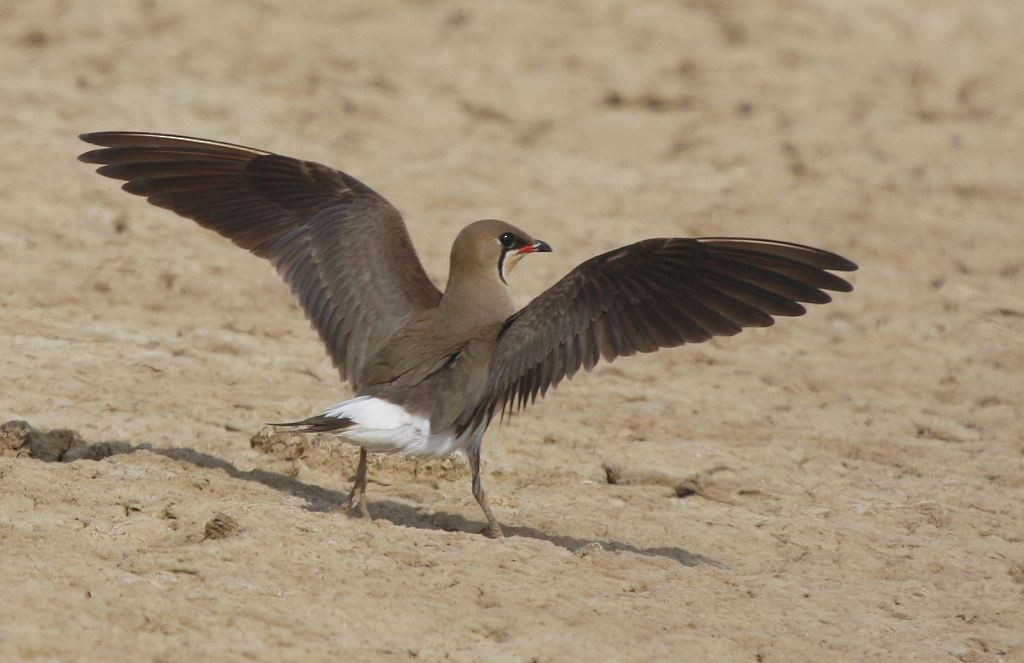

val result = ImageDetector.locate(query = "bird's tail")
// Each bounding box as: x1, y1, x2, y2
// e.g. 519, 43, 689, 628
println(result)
270, 415, 355, 434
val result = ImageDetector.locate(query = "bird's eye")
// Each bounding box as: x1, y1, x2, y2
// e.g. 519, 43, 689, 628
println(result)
499, 232, 515, 249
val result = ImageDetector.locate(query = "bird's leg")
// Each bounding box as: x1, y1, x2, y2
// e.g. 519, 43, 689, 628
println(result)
468, 444, 503, 538
346, 447, 371, 519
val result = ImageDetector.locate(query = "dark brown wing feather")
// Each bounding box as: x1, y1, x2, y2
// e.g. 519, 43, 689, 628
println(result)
459, 237, 856, 433
79, 132, 442, 387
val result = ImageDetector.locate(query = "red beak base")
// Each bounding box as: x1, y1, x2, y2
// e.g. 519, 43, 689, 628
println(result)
517, 240, 552, 254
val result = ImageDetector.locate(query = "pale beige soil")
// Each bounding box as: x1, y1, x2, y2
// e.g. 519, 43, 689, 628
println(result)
2, 1, 1023, 661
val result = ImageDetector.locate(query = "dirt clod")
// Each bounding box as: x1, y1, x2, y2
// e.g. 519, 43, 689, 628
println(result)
203, 513, 240, 540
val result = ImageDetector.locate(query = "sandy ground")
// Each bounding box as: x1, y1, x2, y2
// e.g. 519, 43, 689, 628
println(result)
2, 1, 1023, 660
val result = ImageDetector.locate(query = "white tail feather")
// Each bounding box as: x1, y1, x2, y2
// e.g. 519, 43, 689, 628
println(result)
320, 396, 463, 457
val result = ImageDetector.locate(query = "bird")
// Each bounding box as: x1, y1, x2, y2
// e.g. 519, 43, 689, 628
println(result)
79, 131, 857, 538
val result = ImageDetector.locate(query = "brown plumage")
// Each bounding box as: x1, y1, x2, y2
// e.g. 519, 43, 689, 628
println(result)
79, 131, 856, 537
79, 131, 440, 386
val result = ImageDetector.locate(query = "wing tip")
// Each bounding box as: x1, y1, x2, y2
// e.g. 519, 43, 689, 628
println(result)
79, 132, 118, 162
79, 131, 135, 147
78, 132, 135, 163
78, 131, 272, 156
78, 149, 103, 164
696, 236, 858, 274
831, 256, 859, 273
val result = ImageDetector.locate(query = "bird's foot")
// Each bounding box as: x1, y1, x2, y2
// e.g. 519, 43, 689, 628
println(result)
344, 447, 372, 519
482, 520, 504, 539
345, 488, 372, 520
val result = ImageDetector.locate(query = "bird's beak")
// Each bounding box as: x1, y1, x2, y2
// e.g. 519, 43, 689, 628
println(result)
518, 239, 552, 254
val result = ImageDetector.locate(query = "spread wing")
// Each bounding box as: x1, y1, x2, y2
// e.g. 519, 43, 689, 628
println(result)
460, 237, 856, 433
79, 132, 442, 387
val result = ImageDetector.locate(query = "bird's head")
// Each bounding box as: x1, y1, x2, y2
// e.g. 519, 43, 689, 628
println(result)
450, 219, 552, 287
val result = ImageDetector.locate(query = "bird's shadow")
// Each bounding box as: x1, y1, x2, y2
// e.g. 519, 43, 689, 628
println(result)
370, 500, 721, 568
8, 423, 720, 568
